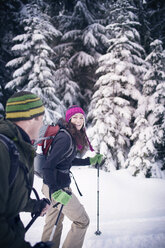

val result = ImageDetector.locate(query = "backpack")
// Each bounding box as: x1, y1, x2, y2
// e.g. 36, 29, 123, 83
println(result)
0, 134, 19, 186
0, 133, 49, 231
0, 134, 40, 198
34, 124, 74, 179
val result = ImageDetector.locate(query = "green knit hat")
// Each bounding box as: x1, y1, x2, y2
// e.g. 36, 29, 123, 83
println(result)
6, 91, 45, 121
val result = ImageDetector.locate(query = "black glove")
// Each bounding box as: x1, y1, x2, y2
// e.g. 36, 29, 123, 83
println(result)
32, 198, 50, 217
33, 241, 53, 248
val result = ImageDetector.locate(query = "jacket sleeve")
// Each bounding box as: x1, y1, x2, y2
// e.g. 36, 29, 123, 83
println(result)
23, 164, 43, 213
42, 132, 71, 192
23, 198, 42, 213
72, 157, 90, 166
0, 142, 32, 248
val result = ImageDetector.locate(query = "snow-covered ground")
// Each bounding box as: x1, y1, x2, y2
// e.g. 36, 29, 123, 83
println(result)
21, 167, 165, 248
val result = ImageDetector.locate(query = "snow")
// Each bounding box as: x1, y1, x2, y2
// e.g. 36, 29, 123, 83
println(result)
21, 167, 165, 248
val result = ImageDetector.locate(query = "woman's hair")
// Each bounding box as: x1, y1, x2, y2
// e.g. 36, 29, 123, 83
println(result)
60, 118, 88, 152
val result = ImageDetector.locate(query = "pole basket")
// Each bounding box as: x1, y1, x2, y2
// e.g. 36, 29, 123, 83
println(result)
95, 230, 101, 235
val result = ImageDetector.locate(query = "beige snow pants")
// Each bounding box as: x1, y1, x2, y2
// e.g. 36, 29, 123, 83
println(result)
41, 184, 90, 248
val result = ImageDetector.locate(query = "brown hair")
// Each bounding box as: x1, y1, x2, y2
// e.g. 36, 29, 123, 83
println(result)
59, 118, 88, 152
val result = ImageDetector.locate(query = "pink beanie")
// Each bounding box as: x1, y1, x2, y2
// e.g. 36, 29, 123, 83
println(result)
65, 105, 85, 122
65, 105, 94, 151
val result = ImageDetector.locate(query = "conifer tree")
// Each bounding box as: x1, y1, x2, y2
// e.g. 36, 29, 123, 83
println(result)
133, 0, 151, 53
52, 0, 109, 108
0, 0, 24, 103
125, 39, 165, 178
149, 40, 165, 176
88, 0, 146, 171
146, 0, 165, 46
5, 0, 64, 122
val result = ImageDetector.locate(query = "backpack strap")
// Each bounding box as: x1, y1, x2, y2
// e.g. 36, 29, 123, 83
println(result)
49, 128, 74, 163
0, 134, 40, 199
51, 129, 83, 196
69, 171, 83, 196
59, 129, 74, 158
0, 134, 19, 186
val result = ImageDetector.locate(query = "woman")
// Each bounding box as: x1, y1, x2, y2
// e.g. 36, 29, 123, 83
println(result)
41, 105, 103, 248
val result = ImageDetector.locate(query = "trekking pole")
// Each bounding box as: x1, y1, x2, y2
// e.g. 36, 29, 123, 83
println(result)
49, 204, 64, 241
25, 212, 40, 232
95, 162, 101, 235
95, 158, 105, 235
25, 197, 50, 233
25, 188, 41, 233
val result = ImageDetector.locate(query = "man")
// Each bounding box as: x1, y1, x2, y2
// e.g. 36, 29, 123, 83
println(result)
0, 91, 51, 248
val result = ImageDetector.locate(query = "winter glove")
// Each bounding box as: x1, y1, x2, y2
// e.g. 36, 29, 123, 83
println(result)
33, 241, 53, 248
90, 154, 103, 165
32, 198, 50, 217
51, 189, 72, 206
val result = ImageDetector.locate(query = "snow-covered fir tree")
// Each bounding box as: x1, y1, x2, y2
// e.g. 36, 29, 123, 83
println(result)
52, 0, 109, 108
146, 0, 165, 46
148, 40, 165, 175
53, 43, 84, 108
133, 0, 151, 53
88, 0, 147, 171
125, 39, 165, 178
125, 109, 158, 178
0, 0, 24, 103
5, 0, 64, 123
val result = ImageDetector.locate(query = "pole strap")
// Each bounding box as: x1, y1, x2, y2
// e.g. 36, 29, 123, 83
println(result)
70, 171, 83, 196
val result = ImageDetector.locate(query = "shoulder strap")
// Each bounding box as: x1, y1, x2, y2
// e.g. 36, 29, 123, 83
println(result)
50, 128, 75, 163
36, 124, 60, 155
60, 129, 74, 157
0, 134, 19, 186
0, 134, 40, 200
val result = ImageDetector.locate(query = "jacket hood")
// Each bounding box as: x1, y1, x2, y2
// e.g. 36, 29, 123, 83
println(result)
0, 118, 19, 141
0, 118, 35, 161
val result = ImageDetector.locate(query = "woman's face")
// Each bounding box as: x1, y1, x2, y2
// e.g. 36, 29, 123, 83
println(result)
70, 113, 84, 130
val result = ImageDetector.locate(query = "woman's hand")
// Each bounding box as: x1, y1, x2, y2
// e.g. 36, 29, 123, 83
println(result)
90, 154, 103, 165
51, 189, 72, 206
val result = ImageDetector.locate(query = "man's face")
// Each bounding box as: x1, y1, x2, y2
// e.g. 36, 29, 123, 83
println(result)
29, 115, 43, 140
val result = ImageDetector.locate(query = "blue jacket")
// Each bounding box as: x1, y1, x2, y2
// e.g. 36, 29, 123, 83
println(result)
43, 123, 90, 193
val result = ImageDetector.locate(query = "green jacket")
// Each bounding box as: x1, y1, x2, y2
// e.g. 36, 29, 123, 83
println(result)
0, 119, 40, 248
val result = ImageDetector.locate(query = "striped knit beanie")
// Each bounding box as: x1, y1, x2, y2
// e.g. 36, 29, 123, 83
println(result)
6, 91, 44, 121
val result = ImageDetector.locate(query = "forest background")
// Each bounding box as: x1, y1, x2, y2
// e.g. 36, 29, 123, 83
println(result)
0, 0, 165, 178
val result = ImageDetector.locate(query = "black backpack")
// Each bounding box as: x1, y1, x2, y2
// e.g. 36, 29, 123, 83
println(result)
0, 134, 50, 232
0, 134, 39, 197
0, 134, 19, 186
